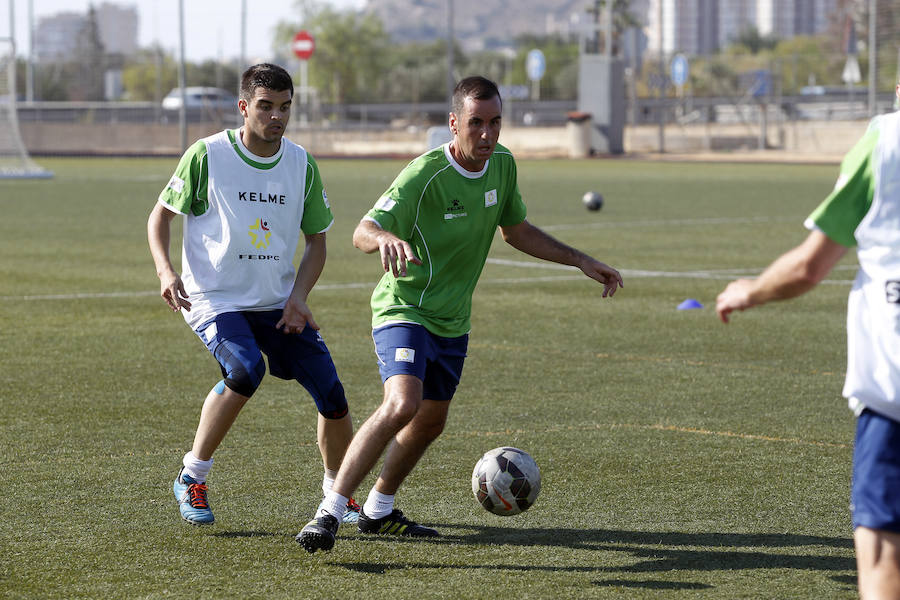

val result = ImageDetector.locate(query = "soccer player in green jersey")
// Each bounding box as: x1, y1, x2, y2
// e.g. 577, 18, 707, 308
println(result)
148, 64, 359, 527
297, 75, 623, 552
716, 82, 900, 599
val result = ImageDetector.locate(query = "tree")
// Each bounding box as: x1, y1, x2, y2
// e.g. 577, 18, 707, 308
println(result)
728, 25, 779, 55
121, 47, 177, 102
273, 3, 391, 104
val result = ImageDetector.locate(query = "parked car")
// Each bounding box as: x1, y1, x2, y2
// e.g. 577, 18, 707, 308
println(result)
162, 86, 240, 122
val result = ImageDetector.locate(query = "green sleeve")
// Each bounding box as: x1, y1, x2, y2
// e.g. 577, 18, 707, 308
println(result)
366, 162, 422, 239
498, 154, 527, 227
806, 125, 879, 248
158, 140, 209, 216
301, 154, 335, 234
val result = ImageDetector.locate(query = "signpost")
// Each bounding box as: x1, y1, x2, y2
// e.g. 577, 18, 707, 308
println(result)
670, 54, 688, 90
670, 54, 688, 119
526, 48, 545, 101
292, 31, 315, 125
291, 30, 315, 60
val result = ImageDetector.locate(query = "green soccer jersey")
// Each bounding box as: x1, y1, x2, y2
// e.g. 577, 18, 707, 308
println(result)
804, 111, 900, 423
365, 143, 528, 337
805, 119, 880, 246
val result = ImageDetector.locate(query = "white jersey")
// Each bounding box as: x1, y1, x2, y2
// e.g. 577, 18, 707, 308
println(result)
158, 129, 334, 329
806, 111, 900, 422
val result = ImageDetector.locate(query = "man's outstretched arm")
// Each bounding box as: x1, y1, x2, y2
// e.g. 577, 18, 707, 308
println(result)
716, 229, 848, 323
499, 219, 623, 298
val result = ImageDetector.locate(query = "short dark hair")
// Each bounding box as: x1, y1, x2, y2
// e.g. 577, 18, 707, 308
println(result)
240, 63, 294, 101
451, 76, 501, 114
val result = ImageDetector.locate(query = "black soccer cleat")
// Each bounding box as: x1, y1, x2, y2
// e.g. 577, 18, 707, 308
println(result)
296, 514, 340, 553
357, 508, 439, 537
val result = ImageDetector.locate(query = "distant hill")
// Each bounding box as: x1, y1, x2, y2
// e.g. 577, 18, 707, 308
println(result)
359, 0, 594, 50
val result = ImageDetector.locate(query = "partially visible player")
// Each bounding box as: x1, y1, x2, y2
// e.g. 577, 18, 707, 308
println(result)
297, 75, 623, 552
716, 80, 900, 600
147, 63, 359, 526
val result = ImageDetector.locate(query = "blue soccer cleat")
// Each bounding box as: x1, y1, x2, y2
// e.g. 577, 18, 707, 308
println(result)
173, 468, 214, 525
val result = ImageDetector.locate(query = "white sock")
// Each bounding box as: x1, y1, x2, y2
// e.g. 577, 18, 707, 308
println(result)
182, 451, 213, 483
317, 491, 348, 520
322, 469, 338, 497
362, 489, 395, 520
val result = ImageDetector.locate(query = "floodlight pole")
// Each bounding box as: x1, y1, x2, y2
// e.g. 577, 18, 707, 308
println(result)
26, 0, 33, 101
604, 0, 612, 56
657, 0, 665, 153
177, 0, 187, 152
240, 0, 247, 75
867, 0, 875, 116
446, 0, 454, 110
7, 0, 14, 52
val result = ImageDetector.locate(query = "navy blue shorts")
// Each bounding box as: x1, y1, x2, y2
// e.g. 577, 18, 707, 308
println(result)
372, 323, 468, 401
851, 409, 900, 533
195, 310, 348, 418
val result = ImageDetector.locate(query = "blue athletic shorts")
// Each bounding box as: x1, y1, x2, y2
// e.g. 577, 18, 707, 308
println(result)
195, 310, 347, 418
851, 409, 900, 533
372, 322, 468, 401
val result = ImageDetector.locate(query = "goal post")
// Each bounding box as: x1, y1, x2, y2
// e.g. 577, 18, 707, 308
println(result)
0, 40, 52, 179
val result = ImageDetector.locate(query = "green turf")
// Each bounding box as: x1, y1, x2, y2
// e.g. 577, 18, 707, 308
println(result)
0, 156, 858, 598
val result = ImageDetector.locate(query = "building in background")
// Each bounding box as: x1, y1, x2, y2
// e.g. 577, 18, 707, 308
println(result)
94, 3, 139, 57
34, 2, 138, 62
640, 0, 839, 56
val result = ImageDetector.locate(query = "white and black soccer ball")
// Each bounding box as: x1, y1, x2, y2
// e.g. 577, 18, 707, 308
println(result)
471, 447, 541, 516
582, 191, 603, 211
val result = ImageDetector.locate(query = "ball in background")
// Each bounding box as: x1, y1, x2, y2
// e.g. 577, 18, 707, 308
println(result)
471, 447, 541, 516
582, 191, 603, 211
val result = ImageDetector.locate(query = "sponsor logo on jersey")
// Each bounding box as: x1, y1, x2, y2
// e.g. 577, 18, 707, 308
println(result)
238, 191, 286, 204
886, 280, 900, 303
394, 348, 415, 363
444, 198, 467, 220
238, 254, 280, 260
248, 218, 272, 249
322, 189, 330, 209
166, 175, 185, 193
484, 189, 498, 207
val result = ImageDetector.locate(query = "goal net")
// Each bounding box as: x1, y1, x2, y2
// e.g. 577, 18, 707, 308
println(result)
0, 41, 51, 179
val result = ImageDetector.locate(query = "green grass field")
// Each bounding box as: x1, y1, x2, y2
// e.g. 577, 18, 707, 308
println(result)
1, 156, 859, 598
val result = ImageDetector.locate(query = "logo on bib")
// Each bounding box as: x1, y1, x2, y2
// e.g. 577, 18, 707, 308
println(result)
248, 218, 271, 249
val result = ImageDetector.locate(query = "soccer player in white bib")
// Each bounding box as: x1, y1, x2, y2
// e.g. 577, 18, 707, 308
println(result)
148, 64, 359, 527
716, 81, 900, 599
297, 76, 624, 552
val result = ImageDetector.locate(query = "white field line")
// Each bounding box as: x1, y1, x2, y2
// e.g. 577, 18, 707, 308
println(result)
540, 215, 800, 232
484, 257, 857, 284
5, 259, 857, 301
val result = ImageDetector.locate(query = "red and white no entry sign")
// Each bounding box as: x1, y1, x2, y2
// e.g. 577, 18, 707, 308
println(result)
292, 30, 315, 60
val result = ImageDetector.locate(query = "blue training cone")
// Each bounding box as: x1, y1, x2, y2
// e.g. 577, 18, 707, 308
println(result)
677, 298, 703, 310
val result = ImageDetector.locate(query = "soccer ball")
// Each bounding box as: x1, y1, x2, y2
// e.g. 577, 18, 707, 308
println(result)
471, 447, 541, 516
582, 191, 603, 211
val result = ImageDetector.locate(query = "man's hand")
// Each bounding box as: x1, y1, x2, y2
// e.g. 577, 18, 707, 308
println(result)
580, 258, 624, 298
158, 270, 191, 312
716, 279, 755, 323
277, 296, 319, 334
376, 231, 422, 277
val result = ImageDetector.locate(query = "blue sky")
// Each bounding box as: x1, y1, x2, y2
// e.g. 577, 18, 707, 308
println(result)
6, 0, 364, 62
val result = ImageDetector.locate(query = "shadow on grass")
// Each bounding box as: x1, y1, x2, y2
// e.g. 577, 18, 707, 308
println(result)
335, 525, 854, 577
593, 579, 713, 590
212, 530, 281, 539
